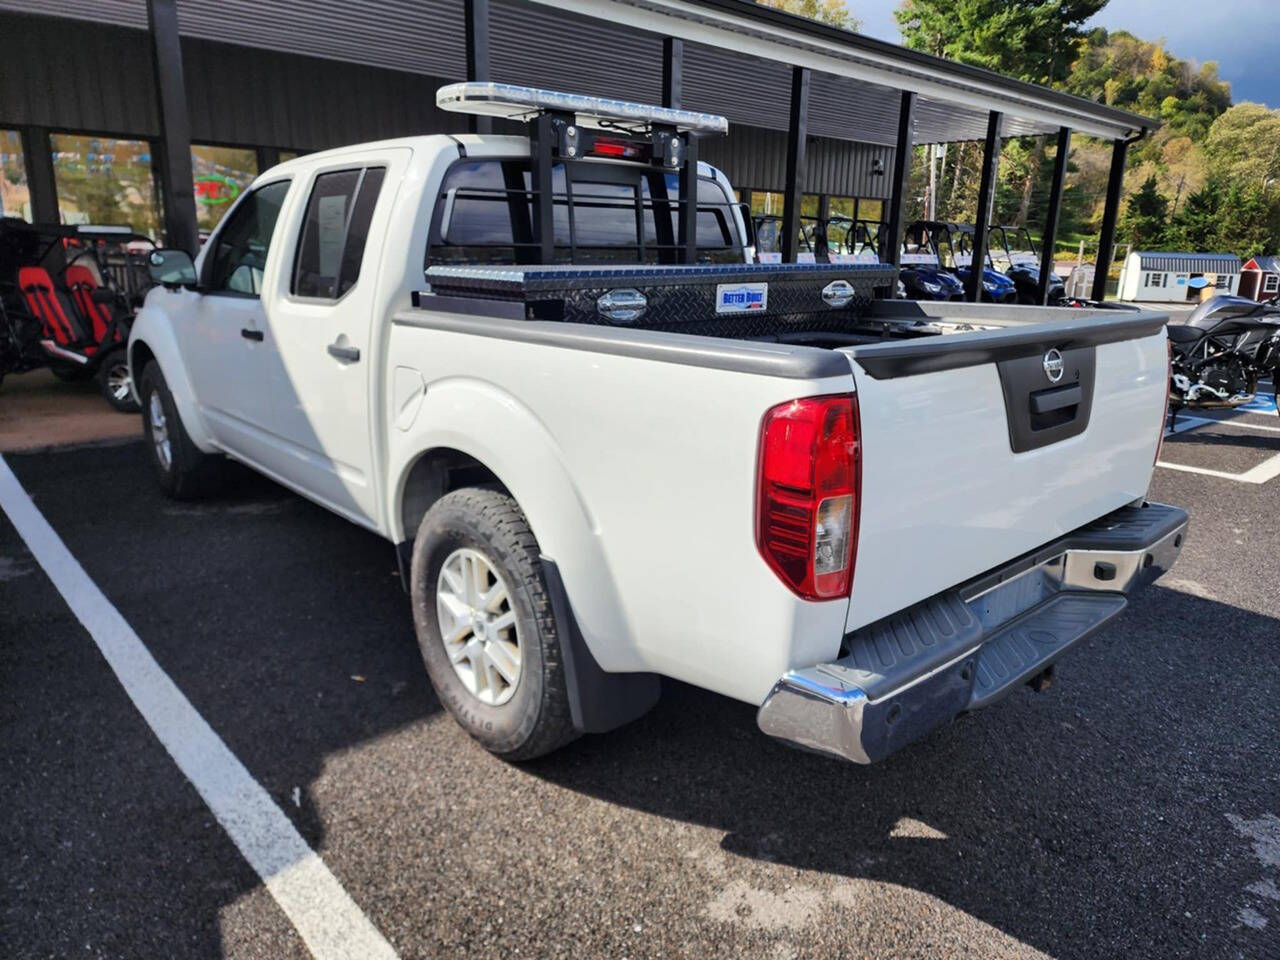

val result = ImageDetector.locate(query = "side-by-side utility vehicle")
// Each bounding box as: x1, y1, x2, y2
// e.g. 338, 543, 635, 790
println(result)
130, 84, 1187, 764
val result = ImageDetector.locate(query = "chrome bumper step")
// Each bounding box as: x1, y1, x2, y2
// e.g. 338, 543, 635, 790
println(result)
757, 501, 1189, 764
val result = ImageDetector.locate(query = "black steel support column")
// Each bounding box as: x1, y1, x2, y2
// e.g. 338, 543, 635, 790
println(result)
20, 127, 58, 224
465, 0, 492, 135
1092, 136, 1130, 302
677, 134, 699, 263
966, 110, 1003, 303
146, 0, 197, 253
1037, 127, 1071, 304
882, 91, 915, 268
662, 37, 683, 109
529, 113, 555, 264
255, 146, 280, 173
780, 66, 810, 264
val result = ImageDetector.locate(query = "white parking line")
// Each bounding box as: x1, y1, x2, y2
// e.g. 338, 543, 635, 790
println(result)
1156, 458, 1280, 483
0, 456, 398, 960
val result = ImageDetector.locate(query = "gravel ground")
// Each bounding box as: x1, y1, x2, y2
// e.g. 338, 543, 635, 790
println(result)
2, 437, 1278, 960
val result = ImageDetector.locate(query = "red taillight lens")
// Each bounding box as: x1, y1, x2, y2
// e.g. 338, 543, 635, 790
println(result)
1155, 338, 1172, 464
756, 394, 861, 600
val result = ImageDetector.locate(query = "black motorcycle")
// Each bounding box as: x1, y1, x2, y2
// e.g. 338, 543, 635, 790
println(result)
1167, 294, 1280, 428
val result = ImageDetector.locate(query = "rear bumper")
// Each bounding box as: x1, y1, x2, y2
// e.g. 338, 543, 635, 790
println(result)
757, 501, 1188, 764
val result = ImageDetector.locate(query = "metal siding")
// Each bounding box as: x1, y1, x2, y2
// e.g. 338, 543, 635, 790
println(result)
489, 0, 663, 103
701, 124, 892, 199
180, 36, 466, 149
0, 13, 159, 134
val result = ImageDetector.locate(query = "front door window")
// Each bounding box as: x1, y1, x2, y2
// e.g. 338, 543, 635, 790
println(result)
203, 180, 290, 295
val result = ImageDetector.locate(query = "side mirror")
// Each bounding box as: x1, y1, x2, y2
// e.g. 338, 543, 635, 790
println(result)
147, 248, 198, 290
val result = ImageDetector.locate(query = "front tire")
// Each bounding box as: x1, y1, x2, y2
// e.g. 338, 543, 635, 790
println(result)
138, 362, 223, 499
410, 488, 577, 761
98, 347, 139, 413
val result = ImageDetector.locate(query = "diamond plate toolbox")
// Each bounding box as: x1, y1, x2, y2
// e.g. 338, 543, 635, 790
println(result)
424, 262, 898, 336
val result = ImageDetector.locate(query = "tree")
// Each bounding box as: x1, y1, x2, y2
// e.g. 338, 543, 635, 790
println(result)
1118, 175, 1168, 249
756, 0, 860, 31
1062, 31, 1230, 138
896, 0, 1105, 86
1204, 103, 1280, 190
1165, 177, 1280, 259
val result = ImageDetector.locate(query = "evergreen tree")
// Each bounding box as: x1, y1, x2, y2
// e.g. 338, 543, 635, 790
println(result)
1118, 176, 1169, 249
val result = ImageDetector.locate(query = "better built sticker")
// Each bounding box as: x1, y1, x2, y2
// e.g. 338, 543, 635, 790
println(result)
716, 282, 768, 314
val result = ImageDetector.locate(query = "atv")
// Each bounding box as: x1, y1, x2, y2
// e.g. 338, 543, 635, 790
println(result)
988, 225, 1065, 305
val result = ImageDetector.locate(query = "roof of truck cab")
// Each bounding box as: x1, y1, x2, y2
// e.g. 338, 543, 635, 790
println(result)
257, 134, 723, 182
257, 135, 458, 181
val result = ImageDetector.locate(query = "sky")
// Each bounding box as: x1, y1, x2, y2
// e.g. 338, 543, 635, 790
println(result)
854, 0, 1277, 108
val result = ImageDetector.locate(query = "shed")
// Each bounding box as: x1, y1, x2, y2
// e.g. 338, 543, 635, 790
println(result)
1239, 256, 1280, 301
1118, 251, 1241, 302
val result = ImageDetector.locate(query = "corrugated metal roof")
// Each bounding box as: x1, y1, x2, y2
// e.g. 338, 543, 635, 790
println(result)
0, 0, 1147, 143
1244, 256, 1280, 273
1134, 252, 1241, 273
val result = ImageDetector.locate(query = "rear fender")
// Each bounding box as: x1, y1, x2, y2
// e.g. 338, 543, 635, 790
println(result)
388, 377, 635, 669
127, 300, 217, 453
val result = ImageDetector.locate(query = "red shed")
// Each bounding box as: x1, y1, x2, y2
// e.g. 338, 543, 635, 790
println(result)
1240, 256, 1280, 300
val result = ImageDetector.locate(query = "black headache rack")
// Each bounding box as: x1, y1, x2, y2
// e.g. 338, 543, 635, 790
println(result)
435, 82, 738, 267
422, 84, 898, 336
416, 261, 898, 338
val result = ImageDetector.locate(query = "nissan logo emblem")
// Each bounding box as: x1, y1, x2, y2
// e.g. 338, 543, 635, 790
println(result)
1043, 348, 1065, 383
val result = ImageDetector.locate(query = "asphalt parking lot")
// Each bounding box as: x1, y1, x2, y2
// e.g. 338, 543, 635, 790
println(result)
2, 414, 1278, 959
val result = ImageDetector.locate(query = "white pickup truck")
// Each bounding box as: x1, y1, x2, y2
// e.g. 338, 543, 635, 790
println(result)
130, 83, 1187, 764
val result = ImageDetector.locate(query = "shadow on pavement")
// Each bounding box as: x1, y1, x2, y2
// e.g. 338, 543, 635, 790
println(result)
525, 585, 1279, 960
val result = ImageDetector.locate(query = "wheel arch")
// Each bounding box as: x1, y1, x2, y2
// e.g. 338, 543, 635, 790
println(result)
127, 308, 216, 452
388, 378, 636, 674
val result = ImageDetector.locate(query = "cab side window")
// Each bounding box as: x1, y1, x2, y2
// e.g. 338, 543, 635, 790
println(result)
203, 180, 291, 295
292, 167, 387, 299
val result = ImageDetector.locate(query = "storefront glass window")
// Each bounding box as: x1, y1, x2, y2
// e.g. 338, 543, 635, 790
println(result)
279, 150, 302, 163
1, 129, 30, 218
51, 134, 161, 238
191, 144, 259, 234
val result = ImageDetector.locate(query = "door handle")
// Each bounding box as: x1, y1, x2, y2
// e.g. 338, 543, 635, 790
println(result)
1030, 383, 1082, 415
240, 328, 264, 342
327, 342, 361, 362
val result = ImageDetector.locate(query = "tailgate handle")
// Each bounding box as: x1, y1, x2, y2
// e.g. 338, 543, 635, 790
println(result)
1030, 384, 1082, 415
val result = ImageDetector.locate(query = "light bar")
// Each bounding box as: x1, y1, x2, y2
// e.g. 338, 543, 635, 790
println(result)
436, 82, 729, 136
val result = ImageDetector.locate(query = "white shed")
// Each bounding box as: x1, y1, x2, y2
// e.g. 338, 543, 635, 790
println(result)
1118, 251, 1241, 302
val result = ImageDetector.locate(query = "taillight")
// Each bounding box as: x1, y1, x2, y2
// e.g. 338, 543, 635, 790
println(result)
1155, 338, 1172, 464
756, 394, 861, 600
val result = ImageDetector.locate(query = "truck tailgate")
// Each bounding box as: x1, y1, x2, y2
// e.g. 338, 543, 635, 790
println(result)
840, 315, 1169, 633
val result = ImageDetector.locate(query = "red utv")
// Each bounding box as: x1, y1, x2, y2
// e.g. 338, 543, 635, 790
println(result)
1, 219, 153, 411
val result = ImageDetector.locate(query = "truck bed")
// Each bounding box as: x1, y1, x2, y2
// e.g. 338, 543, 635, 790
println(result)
401, 260, 1171, 693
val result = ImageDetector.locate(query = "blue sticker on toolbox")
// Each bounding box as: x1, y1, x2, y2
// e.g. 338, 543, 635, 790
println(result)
715, 282, 768, 314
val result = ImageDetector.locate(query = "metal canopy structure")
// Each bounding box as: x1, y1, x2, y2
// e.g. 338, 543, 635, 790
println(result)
3, 0, 1152, 143
2, 0, 1156, 299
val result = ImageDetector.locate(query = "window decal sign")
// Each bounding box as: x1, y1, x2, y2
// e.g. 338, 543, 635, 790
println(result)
195, 173, 241, 206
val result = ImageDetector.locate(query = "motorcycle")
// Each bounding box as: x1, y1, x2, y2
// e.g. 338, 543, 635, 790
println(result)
1167, 294, 1280, 429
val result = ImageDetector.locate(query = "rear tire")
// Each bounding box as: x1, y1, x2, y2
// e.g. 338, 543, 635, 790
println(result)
138, 362, 223, 499
98, 347, 139, 413
410, 488, 578, 761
